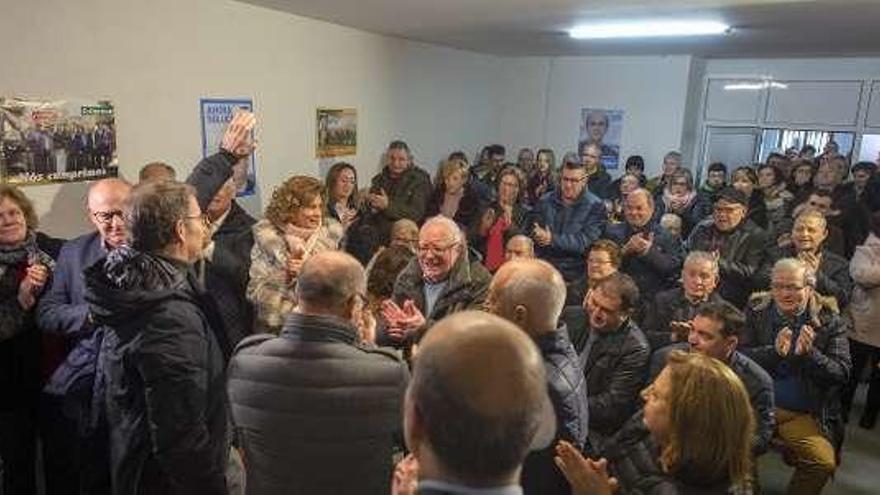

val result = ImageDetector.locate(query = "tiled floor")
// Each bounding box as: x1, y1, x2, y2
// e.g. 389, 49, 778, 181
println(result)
758, 387, 880, 494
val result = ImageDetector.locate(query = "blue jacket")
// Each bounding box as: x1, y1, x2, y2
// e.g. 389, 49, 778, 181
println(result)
603, 221, 684, 298
533, 189, 607, 282
37, 232, 106, 397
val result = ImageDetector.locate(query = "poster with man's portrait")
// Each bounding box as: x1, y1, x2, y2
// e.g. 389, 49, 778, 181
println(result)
579, 108, 624, 170
1, 96, 118, 185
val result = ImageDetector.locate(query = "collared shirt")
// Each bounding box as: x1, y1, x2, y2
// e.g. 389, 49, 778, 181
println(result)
424, 279, 448, 317
418, 479, 523, 495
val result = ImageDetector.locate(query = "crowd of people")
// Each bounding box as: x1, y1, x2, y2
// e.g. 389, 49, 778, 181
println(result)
1, 109, 879, 495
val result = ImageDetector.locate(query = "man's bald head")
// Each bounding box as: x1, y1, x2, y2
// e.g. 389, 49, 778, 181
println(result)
488, 259, 566, 336
86, 178, 132, 248
296, 251, 365, 318
406, 311, 551, 485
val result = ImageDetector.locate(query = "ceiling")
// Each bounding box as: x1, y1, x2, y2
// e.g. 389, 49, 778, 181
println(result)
238, 0, 880, 57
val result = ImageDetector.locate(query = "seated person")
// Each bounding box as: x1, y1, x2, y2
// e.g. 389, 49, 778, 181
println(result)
686, 186, 769, 307
741, 258, 851, 494
571, 273, 650, 451
759, 209, 852, 309
603, 188, 683, 299
487, 259, 589, 495
649, 302, 775, 454
659, 213, 682, 245
364, 218, 418, 275
642, 251, 733, 350
504, 234, 534, 262
562, 240, 621, 336
655, 169, 710, 239
557, 351, 755, 495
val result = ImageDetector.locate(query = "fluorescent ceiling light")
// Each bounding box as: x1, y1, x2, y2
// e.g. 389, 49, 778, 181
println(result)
724, 81, 788, 91
569, 20, 729, 39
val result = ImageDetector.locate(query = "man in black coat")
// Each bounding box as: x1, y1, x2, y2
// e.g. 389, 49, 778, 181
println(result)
568, 272, 650, 452
228, 251, 409, 495
603, 188, 683, 300
354, 140, 432, 263
686, 187, 770, 307
486, 259, 589, 495
186, 112, 257, 354
85, 181, 228, 495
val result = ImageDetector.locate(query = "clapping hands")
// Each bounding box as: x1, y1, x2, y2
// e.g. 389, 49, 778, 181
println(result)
554, 440, 618, 495
381, 299, 426, 342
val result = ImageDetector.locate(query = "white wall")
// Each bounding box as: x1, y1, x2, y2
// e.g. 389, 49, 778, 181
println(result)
0, 0, 497, 237
495, 55, 694, 177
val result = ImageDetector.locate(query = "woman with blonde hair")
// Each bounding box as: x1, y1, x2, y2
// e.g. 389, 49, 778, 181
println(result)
556, 351, 754, 494
425, 158, 485, 229
248, 176, 342, 333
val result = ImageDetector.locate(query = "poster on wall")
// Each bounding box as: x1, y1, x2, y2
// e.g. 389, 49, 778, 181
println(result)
578, 108, 624, 170
200, 98, 256, 197
0, 96, 118, 185
316, 108, 357, 158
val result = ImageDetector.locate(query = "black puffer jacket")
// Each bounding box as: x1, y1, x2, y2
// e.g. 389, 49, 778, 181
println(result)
85, 248, 228, 495
522, 327, 590, 495
741, 293, 851, 453
227, 313, 409, 495
686, 219, 770, 307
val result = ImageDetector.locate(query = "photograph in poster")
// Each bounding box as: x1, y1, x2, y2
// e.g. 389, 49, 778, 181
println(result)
200, 98, 256, 197
316, 108, 356, 158
579, 108, 624, 170
0, 96, 117, 185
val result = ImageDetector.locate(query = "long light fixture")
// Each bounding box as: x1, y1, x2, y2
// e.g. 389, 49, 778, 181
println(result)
724, 81, 788, 91
569, 20, 730, 39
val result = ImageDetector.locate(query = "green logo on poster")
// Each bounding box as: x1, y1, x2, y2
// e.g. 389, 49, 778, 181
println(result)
81, 105, 114, 116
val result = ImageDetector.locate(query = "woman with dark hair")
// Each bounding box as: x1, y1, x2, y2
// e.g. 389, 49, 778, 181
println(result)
424, 158, 485, 229
248, 176, 342, 333
655, 168, 710, 238
789, 159, 816, 201
611, 155, 647, 193
470, 166, 530, 272
556, 351, 754, 495
324, 162, 360, 232
526, 148, 557, 205
758, 163, 794, 235
0, 184, 55, 494
731, 166, 768, 230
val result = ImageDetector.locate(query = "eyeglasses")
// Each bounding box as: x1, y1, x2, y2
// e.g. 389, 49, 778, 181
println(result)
184, 214, 211, 228
91, 210, 125, 225
771, 283, 807, 292
417, 242, 458, 257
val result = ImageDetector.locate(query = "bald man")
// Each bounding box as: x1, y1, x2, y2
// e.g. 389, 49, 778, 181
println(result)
229, 251, 408, 495
487, 260, 589, 495
602, 188, 683, 299
37, 177, 132, 494
404, 311, 555, 493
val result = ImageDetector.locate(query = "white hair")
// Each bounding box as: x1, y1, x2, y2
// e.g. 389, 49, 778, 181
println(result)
421, 215, 463, 245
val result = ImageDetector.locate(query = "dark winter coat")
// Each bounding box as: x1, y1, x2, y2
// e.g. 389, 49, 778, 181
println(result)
227, 313, 409, 495
603, 222, 684, 298
533, 189, 607, 282
641, 288, 733, 351
85, 248, 228, 495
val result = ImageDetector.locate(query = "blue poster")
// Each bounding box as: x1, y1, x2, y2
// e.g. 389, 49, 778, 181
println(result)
578, 108, 624, 170
200, 98, 256, 197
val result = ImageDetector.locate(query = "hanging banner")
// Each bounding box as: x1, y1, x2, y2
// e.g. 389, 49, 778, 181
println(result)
200, 98, 256, 196
0, 96, 118, 185
579, 108, 624, 170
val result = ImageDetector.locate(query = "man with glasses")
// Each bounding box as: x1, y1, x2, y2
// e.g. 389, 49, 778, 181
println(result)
532, 159, 607, 283
741, 258, 850, 494
380, 216, 491, 349
686, 186, 769, 308
37, 177, 131, 494
227, 251, 408, 494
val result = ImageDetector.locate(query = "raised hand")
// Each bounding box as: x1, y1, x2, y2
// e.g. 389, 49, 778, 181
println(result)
669, 321, 692, 342
368, 189, 389, 211
220, 110, 256, 158
533, 223, 552, 247
391, 454, 419, 495
400, 299, 426, 331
